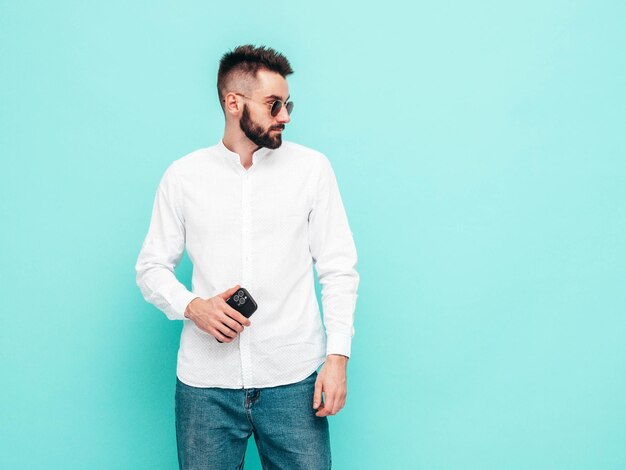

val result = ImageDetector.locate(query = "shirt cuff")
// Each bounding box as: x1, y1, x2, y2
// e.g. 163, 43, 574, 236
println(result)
171, 289, 201, 321
326, 333, 352, 358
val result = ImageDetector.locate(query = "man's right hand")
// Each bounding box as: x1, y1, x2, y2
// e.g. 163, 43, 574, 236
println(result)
184, 285, 251, 343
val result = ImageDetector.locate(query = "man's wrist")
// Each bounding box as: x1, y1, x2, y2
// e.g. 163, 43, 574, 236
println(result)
184, 297, 202, 318
326, 354, 349, 363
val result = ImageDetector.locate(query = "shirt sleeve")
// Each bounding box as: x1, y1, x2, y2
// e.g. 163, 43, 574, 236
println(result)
135, 163, 198, 320
308, 156, 359, 358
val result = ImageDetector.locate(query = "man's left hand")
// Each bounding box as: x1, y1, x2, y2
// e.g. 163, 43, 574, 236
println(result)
313, 354, 348, 417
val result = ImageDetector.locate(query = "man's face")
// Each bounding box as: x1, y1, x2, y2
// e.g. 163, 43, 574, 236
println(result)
238, 70, 291, 149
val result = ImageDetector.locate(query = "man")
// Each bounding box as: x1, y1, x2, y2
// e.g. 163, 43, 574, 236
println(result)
135, 45, 359, 469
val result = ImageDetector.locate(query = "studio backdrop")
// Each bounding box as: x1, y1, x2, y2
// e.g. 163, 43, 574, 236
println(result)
1, 1, 625, 469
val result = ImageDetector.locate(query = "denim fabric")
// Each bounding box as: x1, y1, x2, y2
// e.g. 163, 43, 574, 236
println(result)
175, 371, 331, 470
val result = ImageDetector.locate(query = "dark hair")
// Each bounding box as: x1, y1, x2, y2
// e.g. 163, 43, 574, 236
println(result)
217, 45, 293, 106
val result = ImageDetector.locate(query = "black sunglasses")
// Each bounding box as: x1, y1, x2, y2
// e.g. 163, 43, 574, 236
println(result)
233, 93, 294, 117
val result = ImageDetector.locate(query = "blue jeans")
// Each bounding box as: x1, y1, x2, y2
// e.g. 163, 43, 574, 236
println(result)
175, 371, 331, 469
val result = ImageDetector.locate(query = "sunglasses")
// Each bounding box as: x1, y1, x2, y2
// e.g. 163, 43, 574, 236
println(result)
233, 93, 294, 117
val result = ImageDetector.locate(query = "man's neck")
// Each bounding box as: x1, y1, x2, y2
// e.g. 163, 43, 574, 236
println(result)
222, 129, 260, 170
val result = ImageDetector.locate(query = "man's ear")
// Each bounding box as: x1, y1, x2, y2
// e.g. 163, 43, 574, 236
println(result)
223, 93, 241, 116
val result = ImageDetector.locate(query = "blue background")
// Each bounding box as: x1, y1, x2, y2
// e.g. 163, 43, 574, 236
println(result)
1, 1, 625, 468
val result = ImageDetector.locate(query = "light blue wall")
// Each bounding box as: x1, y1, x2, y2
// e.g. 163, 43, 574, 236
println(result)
1, 1, 625, 468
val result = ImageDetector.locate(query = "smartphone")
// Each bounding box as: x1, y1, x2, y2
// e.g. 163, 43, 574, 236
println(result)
226, 287, 258, 319
216, 287, 257, 343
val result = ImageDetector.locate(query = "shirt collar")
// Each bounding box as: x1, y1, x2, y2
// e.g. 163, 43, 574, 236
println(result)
217, 139, 273, 166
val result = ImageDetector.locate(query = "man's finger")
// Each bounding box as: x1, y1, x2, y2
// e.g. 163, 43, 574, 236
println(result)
214, 328, 234, 343
323, 387, 336, 416
220, 312, 245, 333
215, 322, 238, 338
313, 378, 323, 410
340, 392, 347, 410
331, 392, 346, 415
218, 284, 241, 300
316, 401, 334, 417
222, 301, 251, 326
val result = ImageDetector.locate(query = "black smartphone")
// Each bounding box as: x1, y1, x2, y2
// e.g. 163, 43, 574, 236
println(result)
226, 287, 258, 319
216, 287, 257, 343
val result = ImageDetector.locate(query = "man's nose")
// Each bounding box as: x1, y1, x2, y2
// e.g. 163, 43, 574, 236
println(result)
276, 104, 291, 124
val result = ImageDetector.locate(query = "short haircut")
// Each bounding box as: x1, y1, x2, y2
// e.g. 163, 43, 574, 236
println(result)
217, 45, 293, 108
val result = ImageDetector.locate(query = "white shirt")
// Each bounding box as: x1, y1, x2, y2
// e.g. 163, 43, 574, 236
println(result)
135, 140, 359, 388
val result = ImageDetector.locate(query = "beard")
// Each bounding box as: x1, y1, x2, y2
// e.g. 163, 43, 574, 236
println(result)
239, 104, 284, 149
